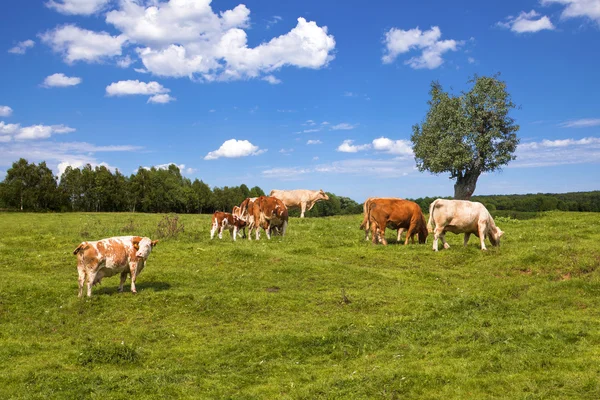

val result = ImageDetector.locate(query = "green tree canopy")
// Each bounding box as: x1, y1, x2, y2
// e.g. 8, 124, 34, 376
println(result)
411, 74, 520, 199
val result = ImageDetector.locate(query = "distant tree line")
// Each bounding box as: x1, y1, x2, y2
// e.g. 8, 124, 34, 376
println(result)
0, 158, 362, 215
410, 192, 600, 214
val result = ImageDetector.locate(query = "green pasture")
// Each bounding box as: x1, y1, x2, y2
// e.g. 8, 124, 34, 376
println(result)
0, 212, 599, 399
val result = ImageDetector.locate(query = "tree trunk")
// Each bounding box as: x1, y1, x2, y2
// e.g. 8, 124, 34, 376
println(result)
454, 171, 480, 200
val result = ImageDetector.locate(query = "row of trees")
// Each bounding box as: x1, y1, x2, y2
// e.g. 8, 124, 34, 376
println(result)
0, 159, 362, 215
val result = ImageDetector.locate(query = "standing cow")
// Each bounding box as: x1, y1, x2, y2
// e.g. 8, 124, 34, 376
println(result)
360, 197, 407, 242
73, 236, 158, 297
249, 196, 289, 240
368, 198, 428, 245
428, 199, 504, 251
269, 189, 329, 218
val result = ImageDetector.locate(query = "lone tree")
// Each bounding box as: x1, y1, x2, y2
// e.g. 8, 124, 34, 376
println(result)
411, 74, 520, 200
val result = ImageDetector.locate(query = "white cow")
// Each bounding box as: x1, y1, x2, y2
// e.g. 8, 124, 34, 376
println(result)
269, 189, 329, 218
73, 236, 158, 297
428, 199, 503, 251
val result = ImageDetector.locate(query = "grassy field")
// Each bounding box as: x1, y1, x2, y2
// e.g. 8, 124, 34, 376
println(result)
1, 211, 599, 399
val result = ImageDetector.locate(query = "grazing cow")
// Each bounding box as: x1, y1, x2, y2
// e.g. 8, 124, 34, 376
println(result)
368, 198, 428, 245
210, 211, 247, 241
238, 197, 258, 238
360, 197, 407, 242
73, 236, 158, 297
249, 196, 289, 240
428, 199, 504, 251
269, 189, 329, 218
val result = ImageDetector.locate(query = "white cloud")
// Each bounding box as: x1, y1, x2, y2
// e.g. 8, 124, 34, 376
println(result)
337, 139, 370, 153
8, 39, 35, 54
541, 0, 600, 24
106, 80, 169, 96
331, 123, 357, 130
141, 163, 186, 172
303, 128, 321, 133
382, 26, 462, 69
263, 75, 282, 84
307, 139, 322, 145
147, 94, 176, 104
372, 137, 414, 157
559, 118, 600, 128
304, 120, 316, 126
117, 55, 134, 68
101, 0, 335, 82
0, 106, 13, 117
46, 0, 111, 15
0, 121, 75, 141
42, 73, 82, 87
514, 136, 600, 167
40, 24, 127, 64
468, 57, 476, 64
204, 139, 265, 160
498, 10, 555, 33
266, 15, 283, 29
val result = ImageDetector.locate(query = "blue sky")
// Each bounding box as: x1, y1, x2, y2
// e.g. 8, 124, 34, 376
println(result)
1, 0, 599, 201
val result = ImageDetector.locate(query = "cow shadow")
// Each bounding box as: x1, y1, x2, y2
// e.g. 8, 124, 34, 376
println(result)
95, 281, 171, 296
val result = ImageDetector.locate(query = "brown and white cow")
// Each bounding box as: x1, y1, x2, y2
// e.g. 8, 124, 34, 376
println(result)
428, 199, 504, 251
269, 189, 329, 218
73, 236, 158, 297
210, 211, 247, 241
237, 197, 258, 238
249, 196, 288, 240
368, 198, 428, 245
360, 197, 406, 242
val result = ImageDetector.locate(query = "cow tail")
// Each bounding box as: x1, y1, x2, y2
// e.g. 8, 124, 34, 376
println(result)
359, 199, 370, 230
427, 200, 438, 233
73, 243, 86, 255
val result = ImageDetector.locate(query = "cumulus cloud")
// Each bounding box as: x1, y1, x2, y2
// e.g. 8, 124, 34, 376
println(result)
331, 123, 357, 130
337, 139, 370, 153
0, 121, 75, 141
559, 118, 600, 128
0, 106, 13, 117
147, 94, 176, 104
204, 139, 266, 160
372, 137, 414, 157
498, 10, 555, 33
42, 73, 82, 87
307, 139, 322, 145
382, 26, 462, 69
8, 39, 35, 54
40, 24, 127, 64
46, 0, 111, 15
541, 0, 600, 24
514, 136, 600, 167
106, 80, 172, 103
42, 1, 335, 83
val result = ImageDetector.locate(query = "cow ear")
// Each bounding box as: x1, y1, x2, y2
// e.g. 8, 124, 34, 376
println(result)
151, 240, 159, 247
132, 236, 141, 250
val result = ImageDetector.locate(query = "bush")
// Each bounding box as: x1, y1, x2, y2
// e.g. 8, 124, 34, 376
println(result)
155, 214, 184, 239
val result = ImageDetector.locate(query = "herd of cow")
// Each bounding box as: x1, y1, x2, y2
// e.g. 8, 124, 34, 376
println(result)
73, 189, 504, 297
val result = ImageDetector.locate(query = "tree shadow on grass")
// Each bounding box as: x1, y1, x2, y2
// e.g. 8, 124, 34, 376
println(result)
95, 281, 171, 296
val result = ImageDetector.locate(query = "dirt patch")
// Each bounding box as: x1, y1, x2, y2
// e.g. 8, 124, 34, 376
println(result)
265, 286, 280, 293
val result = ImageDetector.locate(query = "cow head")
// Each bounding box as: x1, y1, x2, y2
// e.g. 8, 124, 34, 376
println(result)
318, 189, 329, 201
488, 227, 504, 247
133, 237, 158, 259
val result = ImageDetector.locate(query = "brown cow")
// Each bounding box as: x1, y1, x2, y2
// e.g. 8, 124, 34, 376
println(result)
249, 196, 288, 240
269, 189, 329, 218
73, 236, 158, 297
210, 211, 247, 241
360, 197, 406, 241
368, 198, 428, 245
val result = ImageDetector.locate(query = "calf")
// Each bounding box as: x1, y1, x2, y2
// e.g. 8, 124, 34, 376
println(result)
73, 236, 158, 297
210, 211, 247, 241
428, 199, 503, 251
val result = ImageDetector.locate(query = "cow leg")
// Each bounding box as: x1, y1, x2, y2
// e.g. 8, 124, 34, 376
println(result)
129, 261, 139, 294
210, 221, 218, 239
404, 225, 416, 245
463, 233, 471, 247
232, 226, 238, 241
281, 220, 288, 236
441, 232, 450, 249
118, 271, 128, 292
397, 228, 404, 243
218, 222, 226, 239
77, 264, 85, 298
478, 222, 488, 251
433, 227, 445, 251
299, 203, 306, 218
86, 271, 97, 297
265, 225, 272, 240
